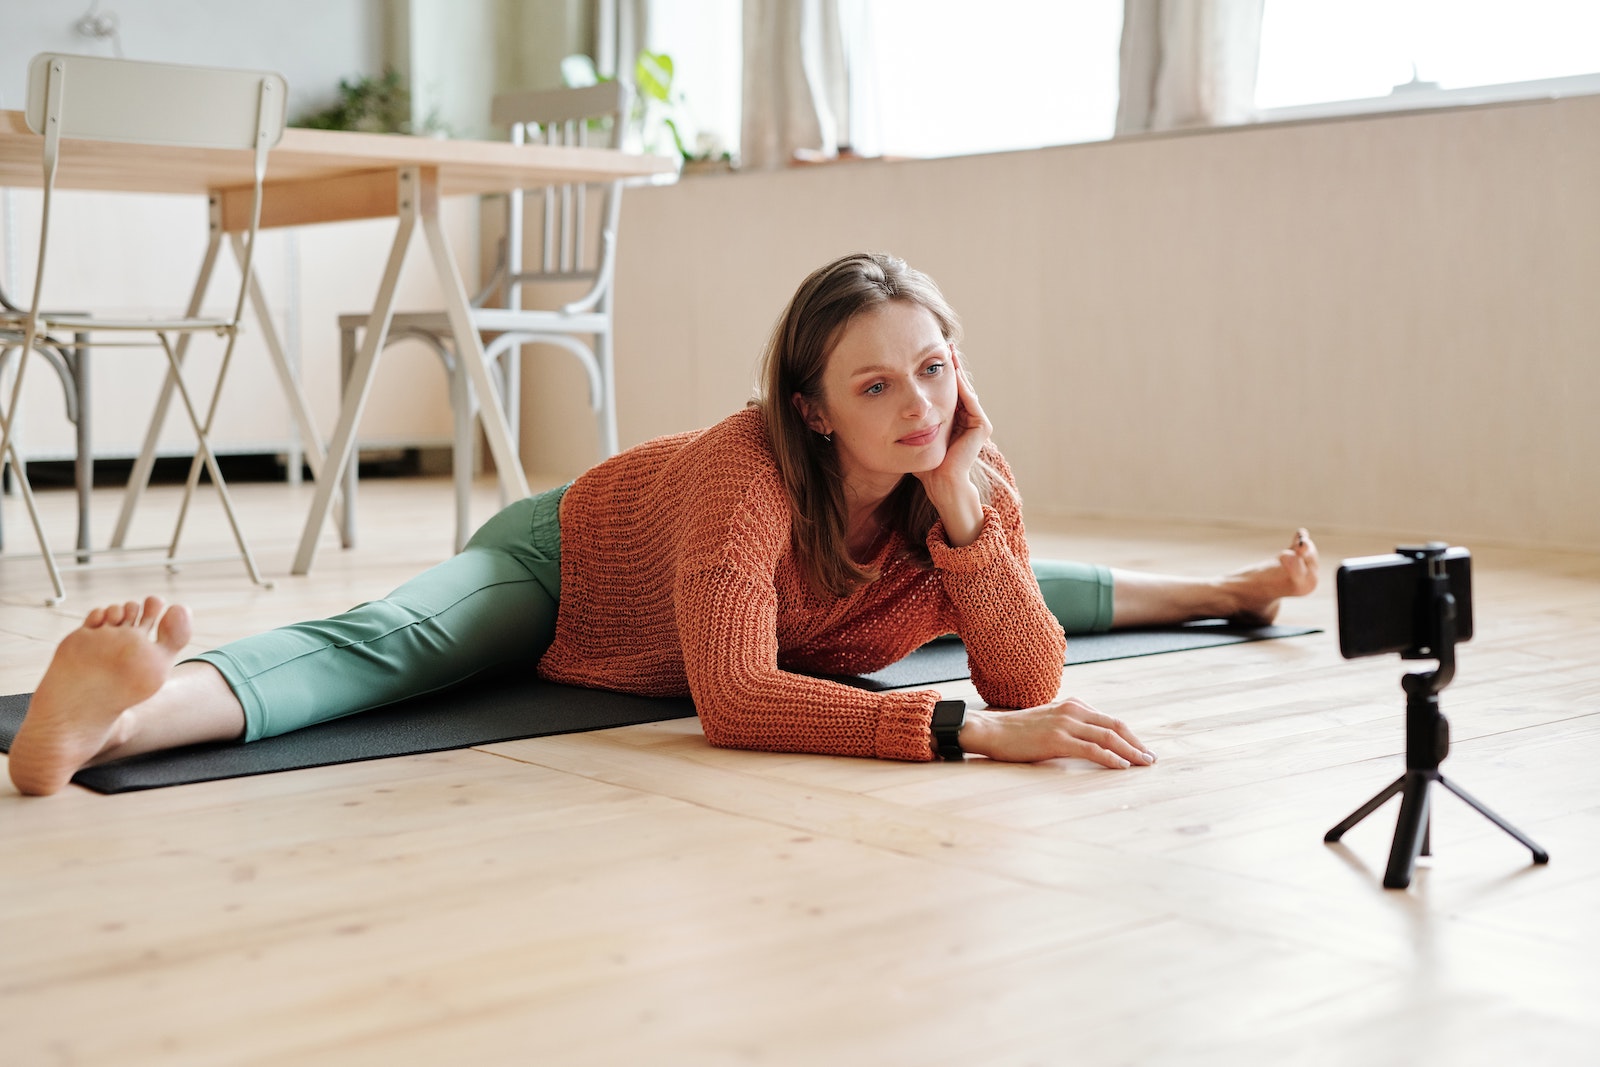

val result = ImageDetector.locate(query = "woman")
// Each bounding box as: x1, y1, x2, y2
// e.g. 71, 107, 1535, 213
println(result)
9, 253, 1317, 796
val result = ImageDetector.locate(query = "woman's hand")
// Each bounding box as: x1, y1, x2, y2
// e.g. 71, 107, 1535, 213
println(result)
957, 698, 1157, 768
915, 349, 993, 546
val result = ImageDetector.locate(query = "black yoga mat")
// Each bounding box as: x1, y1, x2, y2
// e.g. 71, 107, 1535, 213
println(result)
0, 621, 1317, 794
0, 677, 696, 795
832, 621, 1321, 692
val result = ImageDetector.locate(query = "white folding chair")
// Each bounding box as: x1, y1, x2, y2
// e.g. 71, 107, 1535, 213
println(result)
336, 81, 631, 551
0, 53, 286, 602
0, 299, 92, 562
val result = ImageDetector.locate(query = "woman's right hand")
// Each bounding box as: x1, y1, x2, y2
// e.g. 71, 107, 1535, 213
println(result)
957, 699, 1156, 768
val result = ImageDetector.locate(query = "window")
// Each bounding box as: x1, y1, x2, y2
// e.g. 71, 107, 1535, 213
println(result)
646, 0, 1124, 164
645, 0, 742, 161
862, 0, 1123, 158
1256, 0, 1600, 117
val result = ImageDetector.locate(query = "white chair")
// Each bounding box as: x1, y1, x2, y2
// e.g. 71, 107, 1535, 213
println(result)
0, 53, 286, 602
0, 295, 92, 562
336, 81, 631, 551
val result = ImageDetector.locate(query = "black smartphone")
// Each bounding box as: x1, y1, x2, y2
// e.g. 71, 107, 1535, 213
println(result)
1336, 547, 1473, 659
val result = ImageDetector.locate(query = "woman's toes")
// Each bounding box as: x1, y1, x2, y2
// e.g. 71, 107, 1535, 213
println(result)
1279, 536, 1319, 595
134, 597, 168, 637
156, 605, 193, 655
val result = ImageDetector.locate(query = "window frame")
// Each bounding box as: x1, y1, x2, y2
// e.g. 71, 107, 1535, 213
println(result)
1251, 71, 1600, 126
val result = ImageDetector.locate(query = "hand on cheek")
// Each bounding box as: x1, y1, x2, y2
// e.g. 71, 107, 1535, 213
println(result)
916, 350, 991, 547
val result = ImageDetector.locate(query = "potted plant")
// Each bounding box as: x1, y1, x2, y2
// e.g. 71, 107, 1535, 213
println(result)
295, 67, 448, 135
561, 51, 733, 172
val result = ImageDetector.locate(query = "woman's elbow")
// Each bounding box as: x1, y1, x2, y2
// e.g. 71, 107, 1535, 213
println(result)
972, 660, 1064, 710
698, 714, 736, 749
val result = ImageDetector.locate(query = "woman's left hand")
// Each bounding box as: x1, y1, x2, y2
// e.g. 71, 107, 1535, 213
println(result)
915, 350, 992, 546
958, 699, 1156, 768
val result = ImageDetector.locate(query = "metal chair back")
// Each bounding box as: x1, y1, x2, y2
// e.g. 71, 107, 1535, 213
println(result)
489, 81, 631, 315
21, 53, 286, 342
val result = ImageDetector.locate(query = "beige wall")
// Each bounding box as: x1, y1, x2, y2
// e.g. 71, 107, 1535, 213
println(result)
521, 93, 1600, 551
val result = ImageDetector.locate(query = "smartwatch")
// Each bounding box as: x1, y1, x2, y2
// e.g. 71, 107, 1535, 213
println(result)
931, 699, 966, 761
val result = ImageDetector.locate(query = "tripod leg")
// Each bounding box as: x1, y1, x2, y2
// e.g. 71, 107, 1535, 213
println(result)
1325, 776, 1404, 843
1436, 776, 1550, 864
1383, 772, 1432, 890
1421, 814, 1431, 858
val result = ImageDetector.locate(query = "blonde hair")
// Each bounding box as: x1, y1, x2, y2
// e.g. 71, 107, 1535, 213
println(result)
754, 252, 1001, 597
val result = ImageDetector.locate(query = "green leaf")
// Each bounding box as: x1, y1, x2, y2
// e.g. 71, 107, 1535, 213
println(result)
662, 116, 691, 161
635, 50, 674, 103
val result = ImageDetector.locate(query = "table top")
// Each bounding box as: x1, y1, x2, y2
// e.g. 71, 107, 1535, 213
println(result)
0, 109, 677, 197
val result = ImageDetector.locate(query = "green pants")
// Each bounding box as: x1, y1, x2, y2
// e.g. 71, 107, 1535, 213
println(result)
195, 487, 1115, 742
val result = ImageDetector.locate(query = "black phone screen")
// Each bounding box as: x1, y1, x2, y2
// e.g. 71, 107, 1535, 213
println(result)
1336, 548, 1473, 659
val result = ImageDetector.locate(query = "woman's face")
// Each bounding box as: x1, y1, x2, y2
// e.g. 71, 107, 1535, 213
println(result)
798, 299, 958, 501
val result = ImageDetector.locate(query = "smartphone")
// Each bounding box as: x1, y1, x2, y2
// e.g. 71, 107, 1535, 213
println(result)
1336, 547, 1473, 659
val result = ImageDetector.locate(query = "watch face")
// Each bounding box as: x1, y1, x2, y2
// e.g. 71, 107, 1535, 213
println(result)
932, 700, 965, 759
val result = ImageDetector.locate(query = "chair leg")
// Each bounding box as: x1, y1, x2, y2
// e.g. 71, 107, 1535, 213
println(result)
157, 336, 271, 590
70, 332, 92, 563
451, 349, 473, 553
0, 433, 67, 604
339, 323, 358, 549
0, 348, 7, 553
1, 346, 67, 602
2, 446, 68, 604
112, 228, 224, 551
499, 343, 521, 509
595, 326, 619, 457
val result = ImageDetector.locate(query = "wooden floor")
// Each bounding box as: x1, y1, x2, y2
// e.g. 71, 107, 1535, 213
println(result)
2, 477, 1597, 1066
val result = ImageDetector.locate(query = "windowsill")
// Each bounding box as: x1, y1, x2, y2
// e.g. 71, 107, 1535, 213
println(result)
788, 148, 907, 167
669, 149, 908, 179
656, 72, 1600, 182
1252, 72, 1600, 126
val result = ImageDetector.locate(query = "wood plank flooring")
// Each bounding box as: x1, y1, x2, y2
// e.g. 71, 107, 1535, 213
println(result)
2, 477, 1596, 1066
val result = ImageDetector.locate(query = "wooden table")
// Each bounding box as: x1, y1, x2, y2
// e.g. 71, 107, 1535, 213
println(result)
0, 110, 675, 575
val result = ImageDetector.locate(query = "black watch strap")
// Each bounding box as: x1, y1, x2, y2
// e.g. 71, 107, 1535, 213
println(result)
931, 699, 966, 761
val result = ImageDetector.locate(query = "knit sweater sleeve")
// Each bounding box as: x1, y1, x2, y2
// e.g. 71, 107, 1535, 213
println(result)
925, 451, 1067, 710
674, 474, 939, 763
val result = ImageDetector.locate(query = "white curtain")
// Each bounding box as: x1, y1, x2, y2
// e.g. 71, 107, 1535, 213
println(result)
1116, 0, 1265, 135
595, 0, 651, 80
740, 0, 853, 169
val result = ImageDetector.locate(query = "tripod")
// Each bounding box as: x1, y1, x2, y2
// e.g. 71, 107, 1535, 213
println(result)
1325, 551, 1549, 889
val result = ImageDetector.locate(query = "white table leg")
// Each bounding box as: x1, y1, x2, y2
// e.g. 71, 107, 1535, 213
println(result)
291, 169, 421, 576
338, 322, 358, 549
418, 177, 530, 505
227, 232, 346, 536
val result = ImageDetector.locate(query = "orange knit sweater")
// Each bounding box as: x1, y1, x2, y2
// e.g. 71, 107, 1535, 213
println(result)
536, 408, 1067, 761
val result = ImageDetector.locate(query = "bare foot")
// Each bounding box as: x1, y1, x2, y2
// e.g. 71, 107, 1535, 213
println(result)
1222, 529, 1319, 626
9, 596, 192, 796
